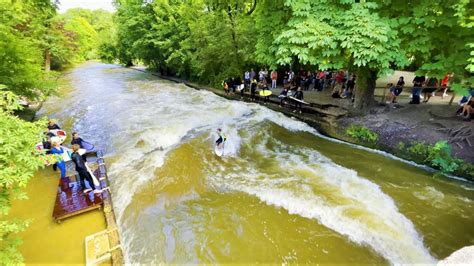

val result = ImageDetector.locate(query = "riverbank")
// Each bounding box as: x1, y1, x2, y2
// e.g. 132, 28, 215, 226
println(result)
131, 66, 474, 181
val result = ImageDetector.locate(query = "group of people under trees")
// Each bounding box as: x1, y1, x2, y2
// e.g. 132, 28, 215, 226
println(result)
385, 73, 453, 105
223, 67, 473, 120
383, 73, 473, 119
224, 68, 357, 113
42, 120, 101, 194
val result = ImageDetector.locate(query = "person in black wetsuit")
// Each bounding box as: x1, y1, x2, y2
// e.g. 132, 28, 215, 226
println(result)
47, 120, 61, 130
71, 132, 84, 147
215, 128, 226, 147
250, 79, 257, 101
71, 144, 101, 194
71, 132, 87, 161
293, 87, 304, 113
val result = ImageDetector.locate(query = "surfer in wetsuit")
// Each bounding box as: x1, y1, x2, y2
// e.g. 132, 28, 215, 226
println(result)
216, 128, 226, 148
71, 132, 88, 161
293, 87, 304, 114
71, 144, 101, 194
48, 120, 61, 130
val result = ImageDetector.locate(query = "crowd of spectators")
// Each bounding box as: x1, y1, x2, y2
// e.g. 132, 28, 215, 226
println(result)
223, 69, 473, 120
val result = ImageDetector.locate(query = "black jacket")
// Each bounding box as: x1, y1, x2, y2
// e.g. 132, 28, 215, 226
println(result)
71, 137, 84, 148
48, 124, 61, 130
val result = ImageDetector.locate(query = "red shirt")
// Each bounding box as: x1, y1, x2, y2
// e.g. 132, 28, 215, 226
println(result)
271, 71, 278, 80
335, 72, 344, 82
442, 74, 450, 86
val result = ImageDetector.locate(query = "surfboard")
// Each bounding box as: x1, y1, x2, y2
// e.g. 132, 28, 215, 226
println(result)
50, 129, 67, 144
214, 145, 224, 157
259, 90, 272, 97
85, 163, 100, 187
237, 84, 245, 91
288, 96, 310, 105
81, 140, 95, 152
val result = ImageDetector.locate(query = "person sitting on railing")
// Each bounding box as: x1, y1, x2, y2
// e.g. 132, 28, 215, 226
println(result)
422, 77, 438, 103
461, 97, 474, 120
457, 89, 474, 118
386, 76, 405, 104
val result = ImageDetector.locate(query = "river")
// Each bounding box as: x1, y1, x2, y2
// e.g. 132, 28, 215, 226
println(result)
37, 62, 474, 264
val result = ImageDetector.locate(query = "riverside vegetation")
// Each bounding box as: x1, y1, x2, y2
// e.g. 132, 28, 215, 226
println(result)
0, 1, 114, 264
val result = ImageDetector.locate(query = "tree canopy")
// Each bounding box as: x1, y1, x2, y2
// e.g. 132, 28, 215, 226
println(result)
111, 0, 474, 110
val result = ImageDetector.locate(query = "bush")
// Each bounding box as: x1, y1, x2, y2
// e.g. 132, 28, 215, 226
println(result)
402, 141, 463, 174
426, 141, 461, 174
346, 124, 379, 144
407, 141, 430, 160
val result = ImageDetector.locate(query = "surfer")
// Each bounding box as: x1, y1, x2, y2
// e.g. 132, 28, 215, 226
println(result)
215, 128, 226, 148
279, 87, 288, 107
71, 132, 85, 147
47, 120, 61, 130
71, 132, 88, 161
71, 144, 101, 194
293, 87, 304, 114
250, 79, 257, 101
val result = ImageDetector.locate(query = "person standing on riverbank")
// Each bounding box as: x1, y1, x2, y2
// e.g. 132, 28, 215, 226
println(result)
271, 70, 278, 89
250, 79, 257, 101
441, 72, 453, 98
293, 87, 304, 114
288, 69, 294, 83
244, 70, 250, 89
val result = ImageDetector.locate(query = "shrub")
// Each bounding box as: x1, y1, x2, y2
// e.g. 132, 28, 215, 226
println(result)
402, 141, 463, 174
346, 124, 379, 144
426, 141, 461, 174
407, 141, 430, 160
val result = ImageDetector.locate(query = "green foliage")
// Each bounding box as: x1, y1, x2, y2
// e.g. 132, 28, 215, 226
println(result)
109, 0, 473, 110
0, 89, 47, 265
113, 0, 257, 85
407, 141, 430, 159
403, 141, 463, 174
426, 141, 460, 174
345, 124, 379, 144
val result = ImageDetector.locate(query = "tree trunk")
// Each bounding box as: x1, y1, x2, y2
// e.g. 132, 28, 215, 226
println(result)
44, 49, 51, 71
354, 67, 377, 112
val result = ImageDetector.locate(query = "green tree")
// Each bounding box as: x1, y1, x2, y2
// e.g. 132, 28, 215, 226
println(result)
0, 0, 54, 98
0, 86, 47, 265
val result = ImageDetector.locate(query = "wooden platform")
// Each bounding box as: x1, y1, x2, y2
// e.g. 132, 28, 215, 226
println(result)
52, 157, 106, 222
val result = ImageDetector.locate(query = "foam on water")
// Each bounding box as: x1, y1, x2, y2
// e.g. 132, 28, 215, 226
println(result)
49, 66, 439, 264
203, 132, 436, 264
100, 78, 439, 264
